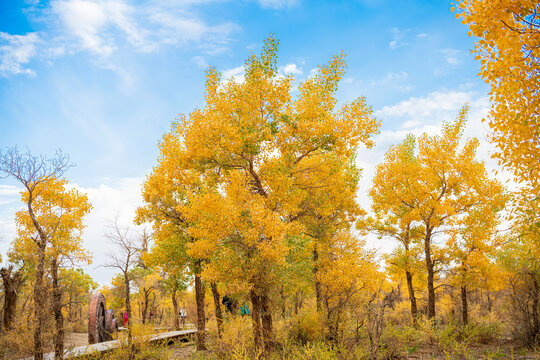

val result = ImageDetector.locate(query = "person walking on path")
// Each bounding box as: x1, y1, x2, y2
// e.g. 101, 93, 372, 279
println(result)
124, 310, 128, 326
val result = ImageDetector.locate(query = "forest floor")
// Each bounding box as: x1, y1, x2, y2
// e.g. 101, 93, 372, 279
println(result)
63, 333, 540, 359
166, 342, 540, 360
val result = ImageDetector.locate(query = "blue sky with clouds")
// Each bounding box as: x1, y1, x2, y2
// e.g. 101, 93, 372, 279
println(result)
0, 0, 503, 284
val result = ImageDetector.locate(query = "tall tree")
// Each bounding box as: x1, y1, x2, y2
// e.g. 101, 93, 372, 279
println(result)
370, 106, 502, 319
180, 36, 379, 353
368, 134, 422, 324
455, 0, 540, 193
0, 147, 75, 360
10, 177, 92, 359
103, 219, 140, 344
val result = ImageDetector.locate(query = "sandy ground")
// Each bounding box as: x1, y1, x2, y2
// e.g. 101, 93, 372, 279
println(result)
170, 344, 197, 359
64, 333, 89, 348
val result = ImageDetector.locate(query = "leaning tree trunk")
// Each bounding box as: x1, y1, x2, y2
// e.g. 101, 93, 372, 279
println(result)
210, 282, 223, 338
461, 285, 468, 325
194, 261, 206, 350
1, 265, 23, 331
33, 242, 46, 360
250, 289, 263, 352
51, 258, 64, 359
405, 270, 418, 325
424, 227, 436, 319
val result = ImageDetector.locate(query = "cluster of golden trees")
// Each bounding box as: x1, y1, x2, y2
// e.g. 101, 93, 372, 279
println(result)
0, 0, 538, 358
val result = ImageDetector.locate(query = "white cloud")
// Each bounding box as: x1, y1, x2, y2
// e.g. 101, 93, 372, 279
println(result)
376, 90, 473, 119
192, 55, 208, 68
255, 0, 298, 9
281, 63, 302, 76
440, 48, 461, 65
370, 71, 411, 92
222, 65, 245, 83
50, 0, 239, 57
388, 27, 409, 49
0, 32, 40, 77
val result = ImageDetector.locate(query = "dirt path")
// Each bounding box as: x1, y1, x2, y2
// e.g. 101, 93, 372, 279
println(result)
64, 333, 88, 348
170, 344, 197, 359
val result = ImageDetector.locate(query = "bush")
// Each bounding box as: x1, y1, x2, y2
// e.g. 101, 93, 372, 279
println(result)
286, 309, 324, 345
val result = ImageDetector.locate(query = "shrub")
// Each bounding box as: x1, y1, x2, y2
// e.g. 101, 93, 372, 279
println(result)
286, 309, 324, 345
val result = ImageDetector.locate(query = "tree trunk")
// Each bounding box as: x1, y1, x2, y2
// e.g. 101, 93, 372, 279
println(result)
461, 285, 468, 325
194, 261, 206, 351
250, 289, 263, 352
141, 288, 149, 324
424, 227, 436, 319
51, 258, 64, 359
210, 282, 223, 338
532, 273, 539, 340
1, 265, 23, 331
33, 242, 46, 360
279, 286, 286, 319
172, 288, 180, 330
313, 246, 322, 312
260, 290, 274, 353
123, 272, 132, 345
405, 270, 418, 325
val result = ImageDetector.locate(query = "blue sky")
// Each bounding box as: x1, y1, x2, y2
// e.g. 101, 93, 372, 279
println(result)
0, 0, 503, 284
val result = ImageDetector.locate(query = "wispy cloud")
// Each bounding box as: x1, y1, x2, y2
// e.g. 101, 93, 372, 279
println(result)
281, 63, 302, 76
371, 71, 411, 92
222, 65, 245, 83
1, 0, 241, 76
388, 27, 409, 49
440, 48, 461, 65
0, 32, 40, 77
255, 0, 299, 9
51, 0, 240, 56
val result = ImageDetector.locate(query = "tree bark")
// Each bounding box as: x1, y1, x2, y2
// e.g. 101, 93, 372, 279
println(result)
461, 285, 468, 325
33, 241, 46, 360
194, 261, 206, 351
250, 289, 263, 352
260, 290, 274, 353
531, 273, 539, 340
171, 288, 180, 330
141, 288, 150, 324
123, 271, 132, 345
405, 270, 418, 325
51, 258, 64, 359
1, 265, 23, 331
313, 246, 322, 312
424, 226, 436, 319
210, 282, 223, 338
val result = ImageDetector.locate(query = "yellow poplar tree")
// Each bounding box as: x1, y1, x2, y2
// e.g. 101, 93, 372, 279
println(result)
162, 36, 379, 353
368, 134, 423, 324
445, 178, 506, 325
454, 0, 540, 193
12, 177, 92, 359
371, 106, 502, 320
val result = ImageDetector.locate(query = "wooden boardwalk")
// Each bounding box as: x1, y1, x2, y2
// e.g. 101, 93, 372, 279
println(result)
23, 329, 197, 360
